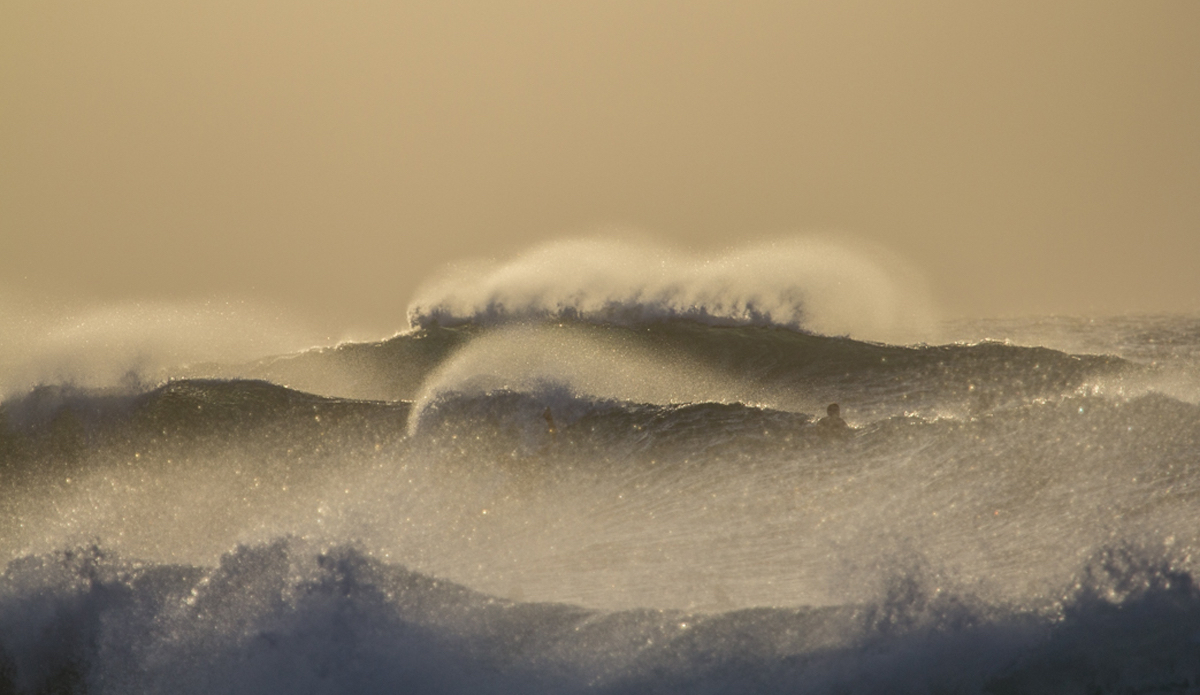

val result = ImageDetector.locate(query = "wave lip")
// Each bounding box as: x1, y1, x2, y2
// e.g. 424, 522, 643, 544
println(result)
412, 298, 807, 332
405, 237, 938, 344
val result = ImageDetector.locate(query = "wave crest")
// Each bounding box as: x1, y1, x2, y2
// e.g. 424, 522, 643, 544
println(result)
406, 237, 937, 344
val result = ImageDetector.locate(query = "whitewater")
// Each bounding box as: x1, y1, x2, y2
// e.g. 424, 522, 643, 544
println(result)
2, 240, 1200, 694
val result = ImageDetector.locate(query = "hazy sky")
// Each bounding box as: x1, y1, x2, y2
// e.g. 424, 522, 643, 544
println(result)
3, 0, 1198, 338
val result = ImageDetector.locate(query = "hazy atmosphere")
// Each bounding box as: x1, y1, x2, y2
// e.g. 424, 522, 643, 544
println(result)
3, 0, 1198, 341
6, 4, 1200, 692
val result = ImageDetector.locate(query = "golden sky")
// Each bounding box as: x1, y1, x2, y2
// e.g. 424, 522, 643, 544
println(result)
3, 0, 1198, 337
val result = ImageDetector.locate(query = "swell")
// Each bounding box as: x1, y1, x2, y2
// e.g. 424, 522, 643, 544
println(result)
7, 377, 1197, 611
9, 376, 1196, 480
2, 347, 1176, 507
178, 319, 1131, 411
413, 388, 1200, 511
0, 380, 409, 497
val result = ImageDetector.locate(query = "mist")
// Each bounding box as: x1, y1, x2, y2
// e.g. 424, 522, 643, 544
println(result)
3, 1, 1198, 336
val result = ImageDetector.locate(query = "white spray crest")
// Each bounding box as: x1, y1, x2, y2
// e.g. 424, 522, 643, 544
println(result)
0, 296, 322, 399
406, 325, 744, 437
406, 236, 937, 344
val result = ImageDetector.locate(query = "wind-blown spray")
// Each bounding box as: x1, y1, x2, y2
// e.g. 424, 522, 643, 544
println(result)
2, 238, 1199, 694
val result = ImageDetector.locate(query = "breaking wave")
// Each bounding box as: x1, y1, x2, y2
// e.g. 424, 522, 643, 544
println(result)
405, 237, 937, 344
3, 239, 1200, 693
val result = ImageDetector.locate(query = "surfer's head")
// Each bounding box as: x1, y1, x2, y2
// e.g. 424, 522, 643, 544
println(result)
827, 403, 840, 417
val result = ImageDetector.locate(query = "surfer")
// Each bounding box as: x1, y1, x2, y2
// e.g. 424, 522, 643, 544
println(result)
815, 403, 850, 436
543, 407, 557, 436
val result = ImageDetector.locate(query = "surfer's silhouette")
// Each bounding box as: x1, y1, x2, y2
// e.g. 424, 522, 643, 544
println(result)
542, 407, 557, 436
815, 403, 850, 438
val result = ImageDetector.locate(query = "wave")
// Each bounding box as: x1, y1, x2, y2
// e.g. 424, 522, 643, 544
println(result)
404, 237, 938, 344
8, 373, 1193, 480
2, 538, 1199, 695
4, 308, 1198, 693
4, 238, 1199, 694
0, 297, 323, 401
180, 320, 1130, 420
0, 379, 407, 444
0, 380, 410, 515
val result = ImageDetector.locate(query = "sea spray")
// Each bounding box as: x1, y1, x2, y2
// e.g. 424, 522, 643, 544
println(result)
2, 243, 1199, 692
406, 237, 937, 344
0, 297, 322, 400
406, 324, 748, 437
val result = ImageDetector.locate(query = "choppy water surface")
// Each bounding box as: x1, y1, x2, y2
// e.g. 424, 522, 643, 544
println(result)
3, 299, 1200, 692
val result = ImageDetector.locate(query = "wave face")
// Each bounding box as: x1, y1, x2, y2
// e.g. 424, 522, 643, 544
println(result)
4, 308, 1200, 693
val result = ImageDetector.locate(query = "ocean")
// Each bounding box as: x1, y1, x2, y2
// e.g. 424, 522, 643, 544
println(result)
3, 296, 1200, 693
